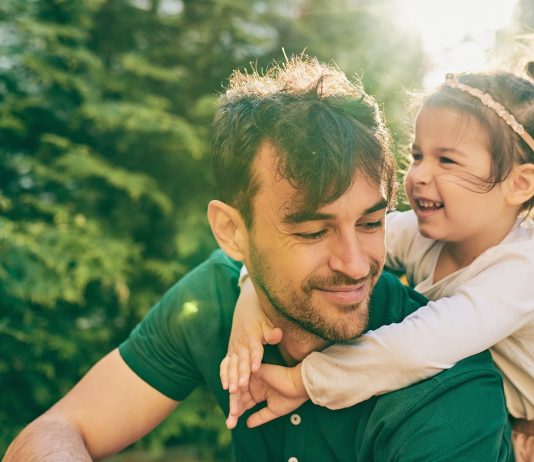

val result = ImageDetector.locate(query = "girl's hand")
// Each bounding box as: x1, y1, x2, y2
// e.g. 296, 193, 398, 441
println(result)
513, 419, 534, 462
224, 363, 308, 429
246, 363, 309, 428
220, 275, 283, 428
220, 277, 283, 393
513, 432, 534, 462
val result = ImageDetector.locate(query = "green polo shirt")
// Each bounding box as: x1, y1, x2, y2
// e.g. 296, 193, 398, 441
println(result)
119, 250, 512, 461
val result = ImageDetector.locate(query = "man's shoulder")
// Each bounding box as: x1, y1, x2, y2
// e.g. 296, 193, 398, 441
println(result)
171, 249, 242, 294
118, 249, 241, 401
136, 249, 242, 335
365, 351, 512, 460
368, 271, 428, 329
376, 349, 503, 412
157, 249, 241, 312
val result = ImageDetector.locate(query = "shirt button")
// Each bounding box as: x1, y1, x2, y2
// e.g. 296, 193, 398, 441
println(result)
288, 458, 298, 462
290, 413, 301, 425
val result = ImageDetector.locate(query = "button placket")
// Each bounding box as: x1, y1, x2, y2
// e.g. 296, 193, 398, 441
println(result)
284, 403, 309, 462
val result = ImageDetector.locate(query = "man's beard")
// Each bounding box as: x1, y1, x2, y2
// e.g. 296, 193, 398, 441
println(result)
248, 241, 379, 342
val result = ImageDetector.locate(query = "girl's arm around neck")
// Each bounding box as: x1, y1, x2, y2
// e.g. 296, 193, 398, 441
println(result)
302, 243, 534, 411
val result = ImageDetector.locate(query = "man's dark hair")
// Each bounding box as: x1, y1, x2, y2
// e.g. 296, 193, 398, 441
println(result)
211, 56, 396, 228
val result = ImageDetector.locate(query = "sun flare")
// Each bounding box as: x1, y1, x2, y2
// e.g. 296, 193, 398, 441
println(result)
394, 0, 519, 87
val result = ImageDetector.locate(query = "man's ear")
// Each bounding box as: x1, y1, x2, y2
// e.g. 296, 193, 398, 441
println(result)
207, 200, 248, 261
504, 163, 534, 206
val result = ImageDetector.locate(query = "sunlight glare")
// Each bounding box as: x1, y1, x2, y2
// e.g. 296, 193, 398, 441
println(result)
395, 0, 519, 88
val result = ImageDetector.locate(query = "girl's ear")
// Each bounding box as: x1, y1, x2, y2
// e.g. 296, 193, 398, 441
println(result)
207, 200, 248, 261
504, 163, 534, 206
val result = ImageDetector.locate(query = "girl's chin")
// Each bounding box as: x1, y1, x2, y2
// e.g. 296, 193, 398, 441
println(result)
415, 221, 442, 240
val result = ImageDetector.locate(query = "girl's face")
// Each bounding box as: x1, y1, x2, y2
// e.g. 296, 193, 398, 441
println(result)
405, 106, 513, 248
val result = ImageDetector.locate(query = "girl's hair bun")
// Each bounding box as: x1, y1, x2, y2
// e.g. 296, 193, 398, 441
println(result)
526, 61, 534, 80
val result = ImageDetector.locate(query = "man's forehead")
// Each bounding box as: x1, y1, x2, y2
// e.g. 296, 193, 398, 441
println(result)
252, 140, 284, 183
251, 141, 304, 205
251, 139, 387, 220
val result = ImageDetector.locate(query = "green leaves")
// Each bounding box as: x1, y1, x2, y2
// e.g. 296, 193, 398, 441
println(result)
0, 215, 138, 306
0, 0, 214, 454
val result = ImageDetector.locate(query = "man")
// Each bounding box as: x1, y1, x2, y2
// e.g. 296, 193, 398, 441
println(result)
5, 57, 511, 461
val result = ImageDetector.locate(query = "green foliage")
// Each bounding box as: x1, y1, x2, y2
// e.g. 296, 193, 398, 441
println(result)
0, 0, 425, 459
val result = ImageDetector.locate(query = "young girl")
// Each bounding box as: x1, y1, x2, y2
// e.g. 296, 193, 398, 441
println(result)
220, 64, 534, 459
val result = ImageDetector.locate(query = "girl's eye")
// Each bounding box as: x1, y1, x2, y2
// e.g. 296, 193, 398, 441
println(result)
411, 152, 422, 162
440, 156, 455, 164
295, 229, 327, 240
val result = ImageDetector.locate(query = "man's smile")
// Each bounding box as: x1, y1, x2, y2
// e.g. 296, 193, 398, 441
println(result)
315, 281, 369, 305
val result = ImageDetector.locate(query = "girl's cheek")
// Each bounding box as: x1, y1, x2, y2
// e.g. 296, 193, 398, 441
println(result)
403, 172, 414, 196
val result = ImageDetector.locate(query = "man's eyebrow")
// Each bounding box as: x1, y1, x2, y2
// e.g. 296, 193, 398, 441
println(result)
283, 198, 388, 225
365, 198, 388, 214
283, 210, 335, 225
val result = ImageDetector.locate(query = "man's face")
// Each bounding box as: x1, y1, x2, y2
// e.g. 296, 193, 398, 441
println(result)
245, 141, 387, 343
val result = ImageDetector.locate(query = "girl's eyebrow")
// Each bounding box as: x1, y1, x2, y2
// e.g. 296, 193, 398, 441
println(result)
411, 143, 467, 157
435, 146, 468, 157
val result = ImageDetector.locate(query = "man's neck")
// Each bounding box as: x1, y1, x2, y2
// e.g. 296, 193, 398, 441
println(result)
259, 298, 328, 366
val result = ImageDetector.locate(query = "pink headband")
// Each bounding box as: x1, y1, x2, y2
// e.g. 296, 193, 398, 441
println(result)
443, 74, 534, 153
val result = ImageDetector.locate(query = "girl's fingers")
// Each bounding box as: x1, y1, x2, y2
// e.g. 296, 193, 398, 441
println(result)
228, 353, 239, 393
246, 406, 279, 428
250, 343, 264, 373
226, 391, 239, 429
226, 389, 259, 430
220, 355, 230, 390
226, 414, 238, 430
264, 326, 283, 345
238, 348, 251, 389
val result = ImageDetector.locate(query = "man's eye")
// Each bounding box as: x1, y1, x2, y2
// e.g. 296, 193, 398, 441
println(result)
440, 156, 455, 164
358, 220, 384, 231
295, 230, 327, 240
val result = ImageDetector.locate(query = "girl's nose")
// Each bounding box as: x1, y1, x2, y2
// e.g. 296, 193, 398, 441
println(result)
409, 161, 433, 185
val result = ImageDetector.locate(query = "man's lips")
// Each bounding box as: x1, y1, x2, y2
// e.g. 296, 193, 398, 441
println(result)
315, 283, 368, 305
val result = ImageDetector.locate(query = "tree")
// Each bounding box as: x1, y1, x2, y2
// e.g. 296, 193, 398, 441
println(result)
0, 0, 215, 453
0, 0, 424, 459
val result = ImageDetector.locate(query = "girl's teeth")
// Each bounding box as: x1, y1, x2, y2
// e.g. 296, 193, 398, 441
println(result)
418, 199, 443, 209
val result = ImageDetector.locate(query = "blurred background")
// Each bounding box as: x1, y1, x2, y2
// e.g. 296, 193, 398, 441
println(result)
0, 0, 532, 460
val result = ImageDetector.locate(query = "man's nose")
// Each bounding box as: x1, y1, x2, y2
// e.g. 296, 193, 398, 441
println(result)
328, 233, 370, 280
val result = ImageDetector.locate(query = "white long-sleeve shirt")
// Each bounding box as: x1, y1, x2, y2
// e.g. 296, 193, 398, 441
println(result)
302, 210, 534, 419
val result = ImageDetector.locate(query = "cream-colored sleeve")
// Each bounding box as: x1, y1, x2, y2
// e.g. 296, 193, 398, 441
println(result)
384, 210, 419, 272
238, 264, 249, 287
302, 248, 534, 409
